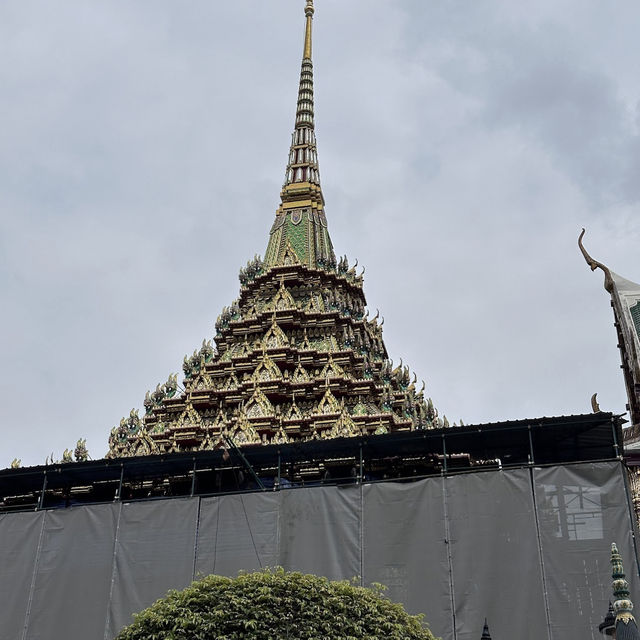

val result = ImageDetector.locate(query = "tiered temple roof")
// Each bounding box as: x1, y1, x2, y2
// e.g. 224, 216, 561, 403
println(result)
107, 0, 440, 459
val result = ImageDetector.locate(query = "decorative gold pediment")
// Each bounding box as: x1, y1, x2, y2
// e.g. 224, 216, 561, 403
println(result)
205, 409, 228, 435
193, 372, 214, 391
133, 429, 160, 456
271, 426, 290, 445
168, 435, 181, 453
245, 386, 274, 418
300, 329, 312, 351
319, 354, 345, 380
315, 386, 340, 415
174, 400, 203, 430
352, 399, 370, 416
263, 318, 289, 350
223, 369, 240, 391
292, 361, 310, 383
268, 278, 296, 312
199, 432, 223, 451
285, 397, 304, 421
230, 414, 261, 445
323, 408, 359, 439
252, 351, 282, 383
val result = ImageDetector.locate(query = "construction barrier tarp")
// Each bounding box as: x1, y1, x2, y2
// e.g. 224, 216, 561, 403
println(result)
0, 461, 636, 640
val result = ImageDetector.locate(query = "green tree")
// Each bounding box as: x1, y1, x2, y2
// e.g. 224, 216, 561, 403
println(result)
115, 568, 438, 640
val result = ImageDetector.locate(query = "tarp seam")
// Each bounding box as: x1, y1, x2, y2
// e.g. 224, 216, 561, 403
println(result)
530, 467, 553, 640
276, 490, 282, 569
212, 496, 221, 575
240, 495, 262, 568
442, 474, 457, 640
103, 501, 123, 640
20, 509, 46, 640
192, 497, 202, 581
359, 483, 364, 587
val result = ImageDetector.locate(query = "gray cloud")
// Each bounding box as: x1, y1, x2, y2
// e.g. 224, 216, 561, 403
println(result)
1, 0, 638, 466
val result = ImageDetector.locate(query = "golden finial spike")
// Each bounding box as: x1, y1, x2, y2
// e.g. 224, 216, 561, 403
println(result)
304, 0, 314, 60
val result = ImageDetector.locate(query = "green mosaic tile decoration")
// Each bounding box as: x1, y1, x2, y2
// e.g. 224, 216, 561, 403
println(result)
285, 218, 308, 263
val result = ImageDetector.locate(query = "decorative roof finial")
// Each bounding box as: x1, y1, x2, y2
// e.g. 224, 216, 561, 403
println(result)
481, 618, 492, 640
611, 543, 638, 627
304, 1, 314, 60
579, 228, 614, 293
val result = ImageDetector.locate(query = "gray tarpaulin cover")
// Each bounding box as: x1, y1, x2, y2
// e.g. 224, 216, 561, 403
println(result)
0, 461, 636, 640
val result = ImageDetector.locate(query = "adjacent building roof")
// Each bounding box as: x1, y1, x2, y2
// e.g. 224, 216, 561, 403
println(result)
579, 230, 640, 436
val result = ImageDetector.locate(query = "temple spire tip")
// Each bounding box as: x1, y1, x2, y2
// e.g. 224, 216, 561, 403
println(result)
264, 0, 334, 269
304, 0, 314, 60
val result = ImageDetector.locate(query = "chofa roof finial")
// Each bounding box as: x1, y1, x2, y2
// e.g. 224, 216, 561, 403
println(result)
578, 228, 614, 293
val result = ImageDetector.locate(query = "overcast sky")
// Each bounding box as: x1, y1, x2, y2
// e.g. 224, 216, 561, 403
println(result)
1, 1, 638, 467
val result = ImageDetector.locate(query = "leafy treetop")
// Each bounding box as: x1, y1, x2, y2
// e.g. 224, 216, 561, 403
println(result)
115, 568, 438, 640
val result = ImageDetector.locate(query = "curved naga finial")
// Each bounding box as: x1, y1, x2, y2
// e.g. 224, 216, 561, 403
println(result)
591, 393, 601, 413
578, 228, 613, 293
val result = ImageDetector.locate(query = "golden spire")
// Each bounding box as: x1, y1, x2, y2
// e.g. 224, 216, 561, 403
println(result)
264, 0, 336, 270
304, 1, 314, 60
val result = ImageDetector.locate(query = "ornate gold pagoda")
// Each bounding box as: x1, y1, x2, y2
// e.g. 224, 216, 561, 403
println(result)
107, 0, 440, 458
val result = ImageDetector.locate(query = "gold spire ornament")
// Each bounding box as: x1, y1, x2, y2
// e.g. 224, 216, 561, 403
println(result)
264, 0, 334, 269
304, 1, 314, 60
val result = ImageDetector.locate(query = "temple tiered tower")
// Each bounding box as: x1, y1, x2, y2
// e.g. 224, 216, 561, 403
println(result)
107, 0, 439, 458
